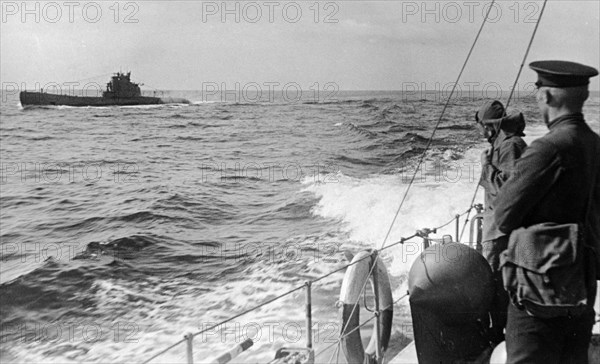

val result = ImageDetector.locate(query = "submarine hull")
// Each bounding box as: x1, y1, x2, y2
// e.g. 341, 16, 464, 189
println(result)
19, 91, 163, 107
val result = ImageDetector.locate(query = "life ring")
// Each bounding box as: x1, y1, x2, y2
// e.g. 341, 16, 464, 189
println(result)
339, 250, 393, 364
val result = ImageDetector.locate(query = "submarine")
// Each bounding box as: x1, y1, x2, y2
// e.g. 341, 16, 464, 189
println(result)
19, 72, 190, 107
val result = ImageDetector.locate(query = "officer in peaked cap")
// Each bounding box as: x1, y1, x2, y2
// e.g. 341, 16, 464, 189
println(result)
494, 60, 600, 363
530, 60, 599, 88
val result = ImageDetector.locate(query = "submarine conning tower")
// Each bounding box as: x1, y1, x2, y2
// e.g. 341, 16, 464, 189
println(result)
103, 72, 142, 99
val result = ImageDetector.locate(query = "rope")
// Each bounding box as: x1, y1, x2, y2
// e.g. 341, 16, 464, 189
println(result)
327, 4, 550, 359
505, 0, 549, 111
326, 343, 340, 364
142, 287, 410, 364
140, 1, 522, 361
381, 233, 418, 251
462, 0, 548, 244
315, 292, 410, 361
433, 207, 473, 231
138, 223, 449, 364
378, 0, 497, 252
310, 253, 372, 285
334, 341, 341, 364
189, 286, 306, 338
334, 236, 421, 346
140, 286, 305, 364
460, 191, 480, 243
314, 314, 378, 360
332, 2, 500, 355
138, 231, 424, 363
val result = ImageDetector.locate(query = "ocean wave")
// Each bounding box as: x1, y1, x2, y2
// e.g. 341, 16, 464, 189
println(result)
437, 124, 476, 130
26, 135, 54, 141
187, 122, 225, 128
401, 132, 430, 143
346, 122, 378, 138
1, 91, 542, 363
336, 154, 382, 166
167, 113, 191, 120
176, 135, 205, 141
117, 210, 184, 224
0, 258, 97, 313
85, 235, 159, 252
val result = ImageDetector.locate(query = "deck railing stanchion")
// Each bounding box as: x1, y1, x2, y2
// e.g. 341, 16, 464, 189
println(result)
139, 209, 480, 364
371, 250, 382, 364
455, 214, 460, 243
185, 333, 194, 364
474, 204, 484, 252
305, 281, 313, 349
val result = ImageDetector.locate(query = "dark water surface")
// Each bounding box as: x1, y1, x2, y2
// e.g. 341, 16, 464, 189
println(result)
1, 90, 598, 363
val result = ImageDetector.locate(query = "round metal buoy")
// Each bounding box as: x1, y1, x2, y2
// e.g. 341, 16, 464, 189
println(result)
408, 242, 494, 363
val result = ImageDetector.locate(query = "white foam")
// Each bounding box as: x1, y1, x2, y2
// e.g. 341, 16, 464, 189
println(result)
304, 118, 596, 281
304, 149, 486, 278
191, 100, 220, 104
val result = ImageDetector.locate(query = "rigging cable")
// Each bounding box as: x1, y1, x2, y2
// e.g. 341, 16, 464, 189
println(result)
334, 2, 501, 361
377, 0, 498, 251
139, 2, 553, 363
505, 0, 548, 111
459, 0, 548, 243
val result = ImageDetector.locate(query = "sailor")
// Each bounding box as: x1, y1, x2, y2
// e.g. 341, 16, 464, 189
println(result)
494, 60, 600, 363
476, 100, 527, 345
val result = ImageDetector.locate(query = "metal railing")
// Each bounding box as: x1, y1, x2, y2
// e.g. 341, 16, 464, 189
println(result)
140, 206, 479, 364
468, 204, 485, 252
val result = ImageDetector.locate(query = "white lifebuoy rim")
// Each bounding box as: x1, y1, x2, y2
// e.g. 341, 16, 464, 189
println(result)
339, 250, 393, 364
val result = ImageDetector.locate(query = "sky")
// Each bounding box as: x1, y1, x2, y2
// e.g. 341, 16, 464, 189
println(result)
1, 0, 599, 91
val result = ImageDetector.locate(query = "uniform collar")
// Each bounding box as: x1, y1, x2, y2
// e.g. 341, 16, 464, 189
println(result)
548, 113, 584, 130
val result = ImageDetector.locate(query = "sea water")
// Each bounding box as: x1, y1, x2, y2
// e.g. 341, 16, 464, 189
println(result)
1, 90, 598, 363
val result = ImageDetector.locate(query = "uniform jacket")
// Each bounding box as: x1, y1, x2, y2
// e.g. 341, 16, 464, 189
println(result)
479, 115, 527, 242
494, 113, 600, 301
